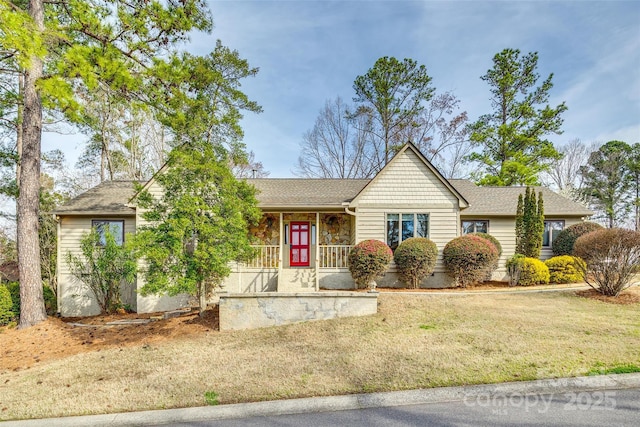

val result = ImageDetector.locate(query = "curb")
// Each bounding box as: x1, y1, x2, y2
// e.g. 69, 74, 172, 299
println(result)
3, 373, 640, 426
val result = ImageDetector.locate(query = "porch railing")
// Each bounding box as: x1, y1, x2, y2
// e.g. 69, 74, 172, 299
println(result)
319, 245, 353, 269
245, 245, 280, 268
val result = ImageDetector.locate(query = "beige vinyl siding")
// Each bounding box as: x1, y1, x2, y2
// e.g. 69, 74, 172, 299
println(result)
353, 149, 459, 207
356, 208, 458, 273
135, 180, 164, 227
57, 215, 136, 316
461, 216, 589, 280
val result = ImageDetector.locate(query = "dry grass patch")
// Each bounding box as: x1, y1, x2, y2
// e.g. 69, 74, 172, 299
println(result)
1, 289, 639, 421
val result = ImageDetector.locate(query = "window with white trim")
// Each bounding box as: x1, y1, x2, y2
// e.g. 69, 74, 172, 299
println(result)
543, 220, 564, 247
386, 213, 429, 251
461, 220, 489, 235
91, 220, 125, 246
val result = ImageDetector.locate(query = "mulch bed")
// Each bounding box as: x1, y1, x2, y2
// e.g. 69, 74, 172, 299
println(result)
575, 288, 640, 305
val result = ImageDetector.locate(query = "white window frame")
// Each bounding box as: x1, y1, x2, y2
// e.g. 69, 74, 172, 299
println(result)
386, 213, 429, 250
543, 220, 565, 247
461, 220, 489, 235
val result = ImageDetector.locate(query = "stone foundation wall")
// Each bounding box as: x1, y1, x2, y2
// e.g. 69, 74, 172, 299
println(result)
218, 292, 378, 330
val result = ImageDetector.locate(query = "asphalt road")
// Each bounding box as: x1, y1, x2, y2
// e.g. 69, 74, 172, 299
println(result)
166, 388, 640, 427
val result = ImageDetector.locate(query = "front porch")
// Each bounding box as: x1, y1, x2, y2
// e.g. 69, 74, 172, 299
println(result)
226, 212, 356, 293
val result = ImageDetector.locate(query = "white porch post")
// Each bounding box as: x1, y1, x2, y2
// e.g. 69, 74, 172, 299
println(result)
278, 212, 283, 291
315, 212, 320, 291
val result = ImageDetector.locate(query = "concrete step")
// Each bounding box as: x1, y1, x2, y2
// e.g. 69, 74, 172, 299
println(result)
278, 268, 317, 292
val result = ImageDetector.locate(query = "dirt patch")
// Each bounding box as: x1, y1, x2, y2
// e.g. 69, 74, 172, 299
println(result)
0, 308, 218, 372
575, 288, 640, 305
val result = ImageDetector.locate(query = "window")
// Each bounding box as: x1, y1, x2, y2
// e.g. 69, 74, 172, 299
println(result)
543, 220, 564, 247
91, 220, 125, 246
461, 220, 489, 235
386, 213, 429, 251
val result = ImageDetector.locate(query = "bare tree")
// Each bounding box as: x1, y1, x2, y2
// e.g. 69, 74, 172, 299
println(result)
296, 93, 470, 179
541, 139, 598, 201
394, 92, 470, 178
232, 150, 270, 178
295, 97, 381, 178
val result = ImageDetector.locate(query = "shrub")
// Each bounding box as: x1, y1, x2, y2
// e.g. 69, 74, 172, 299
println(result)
443, 235, 498, 287
4, 282, 58, 319
66, 230, 137, 314
348, 240, 393, 289
471, 233, 502, 279
552, 222, 603, 256
5, 281, 20, 317
471, 233, 502, 257
0, 285, 14, 326
512, 257, 550, 286
544, 256, 585, 284
43, 285, 57, 315
394, 237, 438, 288
506, 254, 525, 286
573, 228, 640, 296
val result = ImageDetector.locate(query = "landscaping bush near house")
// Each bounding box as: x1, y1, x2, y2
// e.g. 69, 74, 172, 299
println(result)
0, 285, 14, 326
506, 254, 524, 286
348, 239, 393, 289
471, 232, 502, 279
545, 256, 585, 284
394, 237, 438, 289
552, 222, 603, 256
573, 228, 640, 296
67, 230, 137, 314
443, 235, 498, 287
471, 232, 502, 257
506, 256, 550, 286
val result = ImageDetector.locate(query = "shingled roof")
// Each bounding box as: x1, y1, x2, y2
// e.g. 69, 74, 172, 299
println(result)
246, 178, 370, 208
54, 181, 138, 215
54, 177, 592, 217
451, 180, 593, 217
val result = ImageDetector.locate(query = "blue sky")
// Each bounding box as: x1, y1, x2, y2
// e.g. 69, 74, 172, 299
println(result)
46, 0, 640, 178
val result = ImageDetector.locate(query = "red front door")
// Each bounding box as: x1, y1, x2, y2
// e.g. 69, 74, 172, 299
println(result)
290, 222, 310, 267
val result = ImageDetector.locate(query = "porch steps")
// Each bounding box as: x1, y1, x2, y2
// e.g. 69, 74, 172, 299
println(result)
278, 268, 317, 292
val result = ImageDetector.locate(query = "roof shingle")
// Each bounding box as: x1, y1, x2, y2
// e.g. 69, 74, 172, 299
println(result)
54, 181, 138, 215
55, 177, 592, 217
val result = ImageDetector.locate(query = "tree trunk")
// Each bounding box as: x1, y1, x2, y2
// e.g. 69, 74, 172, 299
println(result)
17, 0, 47, 328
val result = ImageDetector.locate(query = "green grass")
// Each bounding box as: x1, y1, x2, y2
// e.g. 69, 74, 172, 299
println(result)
587, 364, 640, 376
1, 289, 639, 421
204, 391, 219, 405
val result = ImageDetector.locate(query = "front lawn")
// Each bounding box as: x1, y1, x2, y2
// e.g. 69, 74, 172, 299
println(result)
1, 288, 639, 420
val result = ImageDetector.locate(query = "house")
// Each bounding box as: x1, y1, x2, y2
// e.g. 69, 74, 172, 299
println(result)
54, 143, 593, 316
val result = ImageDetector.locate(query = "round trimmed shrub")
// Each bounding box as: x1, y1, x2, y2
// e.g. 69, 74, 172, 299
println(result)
544, 256, 585, 284
348, 240, 393, 289
0, 285, 14, 326
394, 237, 438, 289
517, 257, 550, 286
574, 228, 640, 296
552, 222, 603, 256
443, 235, 499, 287
471, 233, 502, 257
